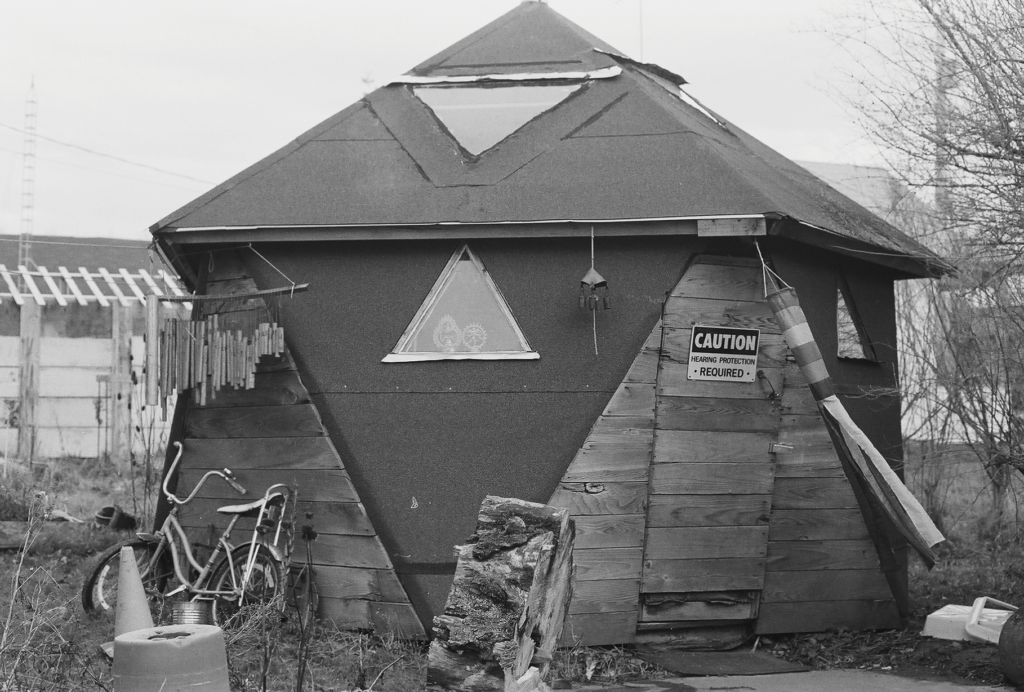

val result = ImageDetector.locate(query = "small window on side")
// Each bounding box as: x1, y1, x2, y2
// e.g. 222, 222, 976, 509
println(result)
837, 275, 877, 362
383, 245, 538, 362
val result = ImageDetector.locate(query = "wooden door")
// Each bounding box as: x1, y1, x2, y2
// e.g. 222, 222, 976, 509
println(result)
640, 256, 783, 629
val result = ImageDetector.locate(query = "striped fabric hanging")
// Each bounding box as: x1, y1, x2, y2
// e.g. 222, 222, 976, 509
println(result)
761, 260, 944, 567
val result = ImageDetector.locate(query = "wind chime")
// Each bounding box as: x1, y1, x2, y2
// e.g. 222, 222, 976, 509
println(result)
145, 284, 308, 418
579, 226, 610, 355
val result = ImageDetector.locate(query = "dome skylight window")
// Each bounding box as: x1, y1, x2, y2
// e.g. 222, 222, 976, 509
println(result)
414, 84, 580, 155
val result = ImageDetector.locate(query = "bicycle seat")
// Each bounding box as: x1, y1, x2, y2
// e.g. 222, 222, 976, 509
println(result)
217, 492, 285, 518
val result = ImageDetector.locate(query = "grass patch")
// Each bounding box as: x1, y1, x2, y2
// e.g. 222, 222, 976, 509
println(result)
3, 446, 1024, 688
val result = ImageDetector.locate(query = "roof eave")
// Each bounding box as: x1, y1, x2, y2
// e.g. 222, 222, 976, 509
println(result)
769, 217, 952, 279
152, 215, 949, 280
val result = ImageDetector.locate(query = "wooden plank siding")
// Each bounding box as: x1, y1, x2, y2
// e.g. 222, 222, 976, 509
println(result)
175, 252, 424, 637
549, 319, 663, 646
641, 257, 780, 625
757, 362, 899, 633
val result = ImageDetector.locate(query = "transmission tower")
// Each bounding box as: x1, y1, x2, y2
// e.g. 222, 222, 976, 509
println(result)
19, 80, 36, 275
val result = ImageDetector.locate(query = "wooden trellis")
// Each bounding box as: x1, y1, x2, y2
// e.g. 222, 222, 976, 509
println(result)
0, 265, 190, 309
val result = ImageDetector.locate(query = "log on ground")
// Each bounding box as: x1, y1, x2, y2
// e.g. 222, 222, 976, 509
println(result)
426, 495, 575, 692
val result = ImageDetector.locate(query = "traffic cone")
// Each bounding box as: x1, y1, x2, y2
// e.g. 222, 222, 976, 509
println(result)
114, 546, 155, 638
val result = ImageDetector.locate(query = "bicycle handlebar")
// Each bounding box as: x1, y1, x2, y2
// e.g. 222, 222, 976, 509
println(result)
162, 441, 248, 506
223, 474, 247, 495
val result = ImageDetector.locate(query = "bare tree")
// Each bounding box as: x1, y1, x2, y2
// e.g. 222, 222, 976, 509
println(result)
841, 0, 1024, 532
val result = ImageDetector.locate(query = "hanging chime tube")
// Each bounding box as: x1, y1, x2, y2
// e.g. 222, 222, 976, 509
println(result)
146, 295, 159, 406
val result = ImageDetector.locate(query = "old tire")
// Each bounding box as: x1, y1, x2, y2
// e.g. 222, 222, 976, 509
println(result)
82, 539, 171, 619
208, 544, 285, 627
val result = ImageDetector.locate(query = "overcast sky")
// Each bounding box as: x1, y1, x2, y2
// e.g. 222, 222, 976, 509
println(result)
0, 0, 885, 241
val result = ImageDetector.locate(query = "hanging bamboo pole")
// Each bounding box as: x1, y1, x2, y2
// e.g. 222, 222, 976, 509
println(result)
146, 295, 159, 406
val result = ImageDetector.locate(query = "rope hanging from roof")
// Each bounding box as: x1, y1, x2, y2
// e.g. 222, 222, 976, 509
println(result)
579, 226, 610, 356
145, 284, 308, 418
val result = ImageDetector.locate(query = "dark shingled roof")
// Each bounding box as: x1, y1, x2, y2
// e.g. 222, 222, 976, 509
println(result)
152, 1, 947, 277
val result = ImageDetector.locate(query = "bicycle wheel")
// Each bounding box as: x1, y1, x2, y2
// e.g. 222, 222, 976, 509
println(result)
208, 543, 286, 627
82, 539, 172, 619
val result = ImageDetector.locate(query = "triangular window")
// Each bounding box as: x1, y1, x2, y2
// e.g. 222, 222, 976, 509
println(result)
383, 245, 538, 362
837, 276, 877, 362
414, 84, 580, 155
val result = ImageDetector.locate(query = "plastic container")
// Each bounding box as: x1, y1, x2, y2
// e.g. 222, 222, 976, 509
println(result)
922, 597, 1017, 643
965, 596, 1017, 644
112, 624, 229, 692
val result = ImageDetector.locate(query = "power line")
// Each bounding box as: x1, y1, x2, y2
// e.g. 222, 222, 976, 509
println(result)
0, 145, 209, 192
0, 236, 152, 250
0, 121, 214, 185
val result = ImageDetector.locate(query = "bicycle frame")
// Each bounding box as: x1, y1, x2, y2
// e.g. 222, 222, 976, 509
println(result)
140, 442, 291, 603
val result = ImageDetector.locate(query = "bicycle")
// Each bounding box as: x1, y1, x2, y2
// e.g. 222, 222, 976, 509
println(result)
82, 441, 296, 626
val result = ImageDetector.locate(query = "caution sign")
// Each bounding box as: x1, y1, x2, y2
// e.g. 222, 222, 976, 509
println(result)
687, 325, 760, 383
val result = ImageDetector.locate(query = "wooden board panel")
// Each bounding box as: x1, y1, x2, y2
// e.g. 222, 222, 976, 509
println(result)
197, 370, 311, 408
656, 396, 779, 432
644, 527, 769, 560
771, 477, 860, 510
654, 430, 776, 465
663, 297, 780, 334
624, 349, 659, 385
182, 436, 344, 471
560, 611, 637, 646
649, 463, 773, 495
319, 597, 426, 637
774, 448, 845, 478
573, 514, 646, 549
767, 509, 870, 541
601, 382, 655, 418
548, 482, 647, 516
179, 524, 389, 569
755, 600, 902, 634
641, 597, 757, 622
657, 364, 783, 401
589, 415, 655, 433
778, 415, 833, 447
643, 558, 766, 592
179, 468, 359, 504
185, 404, 326, 438
319, 595, 370, 629
780, 383, 819, 416
647, 495, 770, 528
561, 430, 653, 483
766, 540, 880, 572
573, 548, 644, 581
180, 498, 374, 537
560, 459, 649, 484
568, 578, 639, 614
762, 569, 893, 603
305, 566, 388, 600
671, 263, 764, 302
291, 534, 393, 569
370, 601, 426, 638
697, 217, 767, 237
